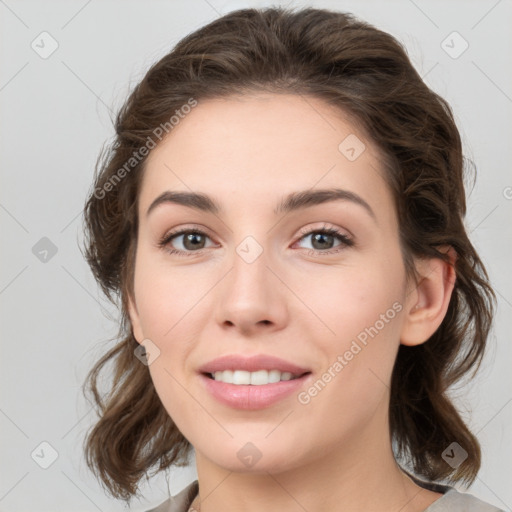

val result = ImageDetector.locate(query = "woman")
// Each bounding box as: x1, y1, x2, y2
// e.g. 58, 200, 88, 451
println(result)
82, 7, 504, 512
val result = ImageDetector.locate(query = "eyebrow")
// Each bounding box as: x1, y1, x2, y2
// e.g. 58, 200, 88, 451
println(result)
146, 188, 376, 221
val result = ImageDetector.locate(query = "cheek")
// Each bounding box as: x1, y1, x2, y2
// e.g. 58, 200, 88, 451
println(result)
302, 260, 404, 345
133, 252, 210, 339
301, 259, 405, 404
295, 271, 403, 441
132, 253, 208, 397
134, 258, 204, 432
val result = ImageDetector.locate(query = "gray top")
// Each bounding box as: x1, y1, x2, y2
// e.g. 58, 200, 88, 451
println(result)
146, 473, 506, 512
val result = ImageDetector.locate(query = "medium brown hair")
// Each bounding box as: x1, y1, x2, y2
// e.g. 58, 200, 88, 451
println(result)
82, 6, 495, 500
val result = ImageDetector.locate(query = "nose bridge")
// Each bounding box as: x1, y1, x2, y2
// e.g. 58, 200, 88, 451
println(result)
223, 207, 273, 281
228, 233, 272, 300
215, 230, 288, 332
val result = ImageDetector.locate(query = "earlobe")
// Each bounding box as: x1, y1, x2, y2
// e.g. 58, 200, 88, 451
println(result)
127, 294, 144, 343
400, 247, 457, 347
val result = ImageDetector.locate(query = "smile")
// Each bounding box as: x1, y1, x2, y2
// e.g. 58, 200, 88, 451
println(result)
200, 371, 312, 410
208, 369, 304, 385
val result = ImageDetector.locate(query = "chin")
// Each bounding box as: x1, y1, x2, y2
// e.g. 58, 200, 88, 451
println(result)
196, 439, 307, 475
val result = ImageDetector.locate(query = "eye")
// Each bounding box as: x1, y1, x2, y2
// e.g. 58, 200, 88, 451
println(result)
294, 224, 354, 254
158, 227, 215, 256
158, 223, 354, 257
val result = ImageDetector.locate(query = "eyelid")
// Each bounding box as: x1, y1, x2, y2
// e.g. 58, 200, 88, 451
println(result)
159, 223, 213, 240
296, 222, 353, 240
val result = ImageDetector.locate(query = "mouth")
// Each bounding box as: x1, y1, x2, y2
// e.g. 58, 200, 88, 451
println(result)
197, 354, 312, 409
203, 369, 311, 385
199, 370, 313, 410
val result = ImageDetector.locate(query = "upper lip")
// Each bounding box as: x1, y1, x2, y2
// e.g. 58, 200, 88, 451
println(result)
198, 354, 311, 375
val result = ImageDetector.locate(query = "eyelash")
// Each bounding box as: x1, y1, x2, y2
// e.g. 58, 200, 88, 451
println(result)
157, 223, 354, 257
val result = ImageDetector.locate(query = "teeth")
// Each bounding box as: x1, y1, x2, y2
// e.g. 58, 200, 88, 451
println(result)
211, 369, 298, 385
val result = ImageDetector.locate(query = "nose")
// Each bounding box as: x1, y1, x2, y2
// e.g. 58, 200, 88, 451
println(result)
214, 242, 289, 336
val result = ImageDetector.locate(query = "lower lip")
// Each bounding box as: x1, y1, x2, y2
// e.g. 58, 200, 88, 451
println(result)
199, 373, 312, 410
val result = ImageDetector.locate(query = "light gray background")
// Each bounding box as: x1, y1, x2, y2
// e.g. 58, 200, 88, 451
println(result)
1, 0, 511, 510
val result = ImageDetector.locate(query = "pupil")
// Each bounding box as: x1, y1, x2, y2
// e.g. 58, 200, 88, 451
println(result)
313, 233, 333, 250
184, 233, 204, 250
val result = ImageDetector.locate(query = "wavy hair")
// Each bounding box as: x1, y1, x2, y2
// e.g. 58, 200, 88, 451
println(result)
82, 6, 496, 500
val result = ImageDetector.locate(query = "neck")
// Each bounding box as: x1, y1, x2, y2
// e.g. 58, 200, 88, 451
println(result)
191, 404, 440, 512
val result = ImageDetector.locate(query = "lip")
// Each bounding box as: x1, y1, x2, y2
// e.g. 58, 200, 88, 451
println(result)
199, 372, 313, 410
198, 354, 311, 375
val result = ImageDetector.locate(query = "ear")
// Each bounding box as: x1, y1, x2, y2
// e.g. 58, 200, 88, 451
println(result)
400, 247, 456, 346
127, 294, 144, 344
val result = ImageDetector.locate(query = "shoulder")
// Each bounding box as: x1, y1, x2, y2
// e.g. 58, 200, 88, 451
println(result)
403, 470, 505, 512
426, 488, 506, 512
145, 480, 199, 512
144, 479, 506, 512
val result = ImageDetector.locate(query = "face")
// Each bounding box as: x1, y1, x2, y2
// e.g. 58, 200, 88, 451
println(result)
128, 93, 417, 474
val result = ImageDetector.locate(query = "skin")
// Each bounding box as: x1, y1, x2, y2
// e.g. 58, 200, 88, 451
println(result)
128, 93, 455, 512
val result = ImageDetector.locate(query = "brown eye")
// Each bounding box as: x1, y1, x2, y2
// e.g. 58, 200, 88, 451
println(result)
158, 228, 215, 256
179, 232, 207, 250
296, 226, 354, 254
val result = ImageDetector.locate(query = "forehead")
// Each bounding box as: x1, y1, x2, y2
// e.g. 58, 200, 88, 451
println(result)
139, 93, 394, 220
